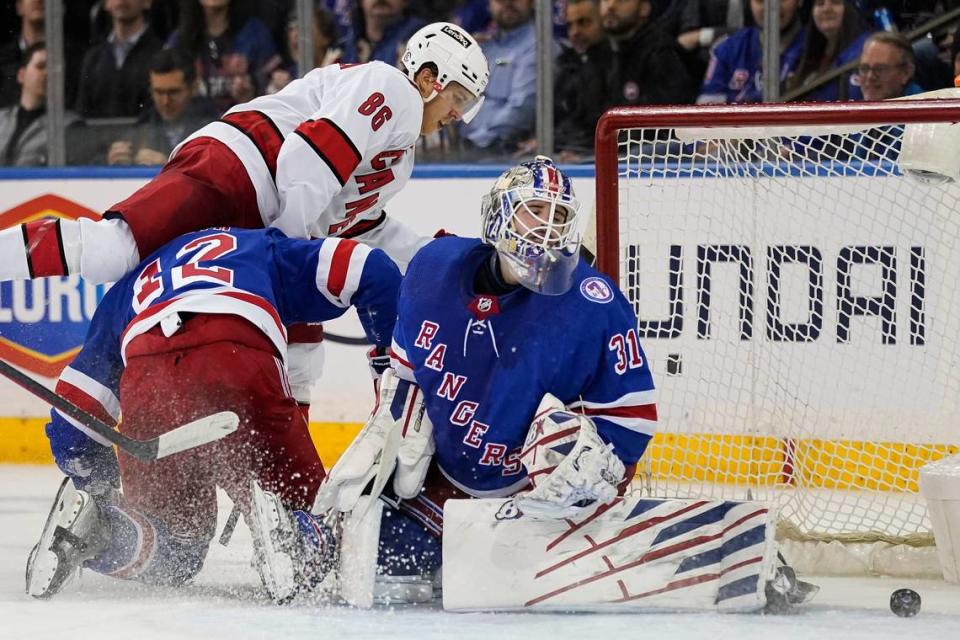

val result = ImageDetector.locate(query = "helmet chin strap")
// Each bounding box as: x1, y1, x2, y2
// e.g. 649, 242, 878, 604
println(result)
422, 80, 444, 104
496, 253, 520, 287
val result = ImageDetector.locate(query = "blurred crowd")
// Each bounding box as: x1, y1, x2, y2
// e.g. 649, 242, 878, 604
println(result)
1, 0, 959, 166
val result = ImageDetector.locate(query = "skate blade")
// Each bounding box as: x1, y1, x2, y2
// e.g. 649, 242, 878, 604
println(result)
26, 478, 87, 598
249, 481, 296, 603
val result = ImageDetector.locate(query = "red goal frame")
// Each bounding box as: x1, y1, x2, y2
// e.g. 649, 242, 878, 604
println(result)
593, 100, 960, 283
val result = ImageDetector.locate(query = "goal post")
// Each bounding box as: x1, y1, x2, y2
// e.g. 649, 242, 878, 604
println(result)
593, 99, 960, 570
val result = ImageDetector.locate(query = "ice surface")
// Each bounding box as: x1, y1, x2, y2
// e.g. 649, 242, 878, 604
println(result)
3, 465, 960, 640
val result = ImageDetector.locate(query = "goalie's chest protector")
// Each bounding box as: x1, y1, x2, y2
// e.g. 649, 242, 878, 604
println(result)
395, 238, 609, 496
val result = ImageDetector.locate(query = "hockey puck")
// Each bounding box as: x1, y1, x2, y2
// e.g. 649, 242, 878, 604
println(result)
890, 588, 921, 617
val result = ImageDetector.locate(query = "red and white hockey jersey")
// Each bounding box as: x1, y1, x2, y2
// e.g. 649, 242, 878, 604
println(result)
174, 62, 423, 244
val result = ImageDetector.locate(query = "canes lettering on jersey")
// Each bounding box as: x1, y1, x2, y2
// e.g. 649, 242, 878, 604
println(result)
173, 63, 422, 240
330, 148, 409, 236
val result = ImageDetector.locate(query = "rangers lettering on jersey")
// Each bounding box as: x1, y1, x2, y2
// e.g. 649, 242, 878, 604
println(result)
390, 236, 658, 497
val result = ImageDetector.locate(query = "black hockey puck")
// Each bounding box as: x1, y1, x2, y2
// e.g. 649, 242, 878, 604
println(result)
890, 588, 921, 617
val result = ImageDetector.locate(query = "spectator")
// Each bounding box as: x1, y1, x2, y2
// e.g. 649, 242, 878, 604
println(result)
913, 23, 957, 91
266, 7, 342, 94
665, 0, 747, 81
787, 0, 872, 101
75, 0, 163, 119
342, 0, 426, 65
450, 0, 493, 34
0, 0, 45, 108
107, 49, 219, 165
596, 0, 696, 105
460, 0, 540, 152
698, 0, 805, 104
953, 24, 960, 79
0, 42, 83, 166
857, 31, 922, 100
565, 0, 606, 56
89, 0, 182, 44
322, 0, 358, 56
168, 0, 280, 112
253, 0, 297, 53
554, 0, 607, 155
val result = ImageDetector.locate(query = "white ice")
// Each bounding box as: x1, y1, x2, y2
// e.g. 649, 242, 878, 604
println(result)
3, 465, 960, 640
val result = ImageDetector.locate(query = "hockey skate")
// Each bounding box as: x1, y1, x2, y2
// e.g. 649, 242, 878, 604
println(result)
764, 555, 820, 613
248, 479, 337, 604
25, 477, 109, 599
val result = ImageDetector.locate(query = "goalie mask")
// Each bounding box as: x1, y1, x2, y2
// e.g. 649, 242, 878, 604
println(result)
481, 156, 583, 295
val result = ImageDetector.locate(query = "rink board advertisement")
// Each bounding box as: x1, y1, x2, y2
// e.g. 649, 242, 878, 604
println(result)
0, 168, 955, 491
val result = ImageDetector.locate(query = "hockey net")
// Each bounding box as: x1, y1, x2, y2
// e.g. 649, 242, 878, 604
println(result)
594, 100, 960, 574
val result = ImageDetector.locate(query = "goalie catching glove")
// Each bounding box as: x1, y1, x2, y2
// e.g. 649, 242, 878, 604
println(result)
514, 393, 626, 519
313, 369, 434, 514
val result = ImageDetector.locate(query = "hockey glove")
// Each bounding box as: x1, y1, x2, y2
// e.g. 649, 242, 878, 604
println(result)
513, 394, 625, 520
45, 417, 119, 500
367, 346, 391, 382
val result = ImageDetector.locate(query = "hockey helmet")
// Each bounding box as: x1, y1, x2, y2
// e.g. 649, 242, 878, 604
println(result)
402, 22, 489, 123
481, 156, 584, 295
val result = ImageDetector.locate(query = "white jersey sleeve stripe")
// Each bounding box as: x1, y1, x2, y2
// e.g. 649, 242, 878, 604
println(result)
58, 366, 121, 422
585, 414, 657, 436
314, 237, 371, 307
568, 389, 657, 411
338, 241, 371, 306
389, 338, 416, 382
314, 238, 346, 307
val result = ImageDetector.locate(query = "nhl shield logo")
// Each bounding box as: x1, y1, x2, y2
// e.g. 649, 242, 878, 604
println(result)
0, 195, 106, 377
580, 277, 613, 304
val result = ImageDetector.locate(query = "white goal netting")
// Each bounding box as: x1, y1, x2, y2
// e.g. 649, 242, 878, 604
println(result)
598, 102, 960, 549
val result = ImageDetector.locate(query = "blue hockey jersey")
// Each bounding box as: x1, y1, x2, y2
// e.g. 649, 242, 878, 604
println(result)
389, 237, 657, 497
801, 32, 870, 102
699, 25, 806, 104
47, 227, 401, 467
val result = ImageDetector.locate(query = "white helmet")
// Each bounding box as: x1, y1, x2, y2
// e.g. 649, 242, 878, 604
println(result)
402, 22, 489, 123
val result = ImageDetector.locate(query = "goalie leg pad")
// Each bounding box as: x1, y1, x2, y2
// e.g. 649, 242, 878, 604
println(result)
442, 496, 780, 613
313, 369, 431, 514
339, 495, 384, 608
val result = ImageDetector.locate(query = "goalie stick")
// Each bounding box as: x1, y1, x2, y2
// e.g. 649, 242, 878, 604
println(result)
0, 358, 239, 461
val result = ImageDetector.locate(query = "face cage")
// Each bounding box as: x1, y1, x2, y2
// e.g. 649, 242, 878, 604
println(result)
484, 188, 583, 295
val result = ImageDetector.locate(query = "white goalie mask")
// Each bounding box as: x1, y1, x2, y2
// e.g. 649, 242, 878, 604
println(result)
481, 156, 583, 295
402, 22, 489, 123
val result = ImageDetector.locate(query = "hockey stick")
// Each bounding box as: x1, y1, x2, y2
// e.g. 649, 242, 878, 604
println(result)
0, 358, 239, 461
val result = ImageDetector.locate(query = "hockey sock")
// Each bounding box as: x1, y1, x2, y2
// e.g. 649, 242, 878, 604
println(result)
0, 217, 139, 282
0, 219, 79, 279
292, 510, 337, 588
87, 505, 210, 586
